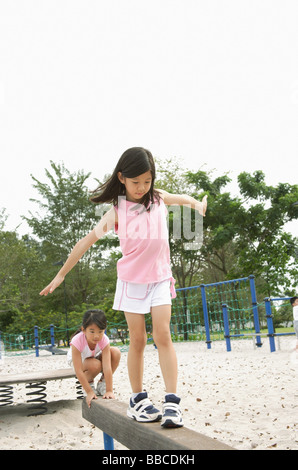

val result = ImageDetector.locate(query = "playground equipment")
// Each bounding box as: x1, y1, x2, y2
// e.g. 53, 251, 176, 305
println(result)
1, 275, 295, 357
222, 296, 295, 352
172, 275, 262, 348
0, 369, 82, 414
264, 297, 295, 352
0, 324, 69, 359
82, 397, 233, 450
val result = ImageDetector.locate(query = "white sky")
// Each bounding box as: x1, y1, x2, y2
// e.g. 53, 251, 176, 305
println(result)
0, 0, 297, 237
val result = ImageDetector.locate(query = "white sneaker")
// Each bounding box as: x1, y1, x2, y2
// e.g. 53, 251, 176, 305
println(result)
96, 379, 106, 396
127, 392, 162, 422
161, 394, 184, 428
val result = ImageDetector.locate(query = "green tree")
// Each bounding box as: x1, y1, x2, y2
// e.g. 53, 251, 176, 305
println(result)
23, 161, 118, 309
235, 171, 298, 295
187, 168, 298, 295
0, 230, 47, 331
2, 158, 297, 336
156, 158, 298, 296
155, 158, 207, 287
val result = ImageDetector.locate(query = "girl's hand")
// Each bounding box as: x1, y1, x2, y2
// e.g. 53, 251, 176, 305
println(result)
196, 194, 208, 216
39, 274, 65, 296
201, 194, 208, 216
103, 391, 115, 399
86, 391, 98, 408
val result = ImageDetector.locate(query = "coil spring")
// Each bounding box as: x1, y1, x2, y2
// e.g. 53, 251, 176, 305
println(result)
76, 379, 84, 399
26, 381, 47, 416
0, 385, 13, 406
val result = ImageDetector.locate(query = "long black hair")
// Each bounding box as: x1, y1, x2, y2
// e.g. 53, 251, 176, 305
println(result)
71, 309, 107, 339
90, 147, 160, 208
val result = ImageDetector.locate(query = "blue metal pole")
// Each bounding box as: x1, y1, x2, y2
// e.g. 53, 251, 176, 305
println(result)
50, 324, 55, 348
34, 326, 39, 357
203, 276, 249, 287
222, 304, 231, 352
264, 298, 276, 353
200, 284, 211, 349
103, 432, 114, 450
270, 297, 291, 302
249, 275, 262, 347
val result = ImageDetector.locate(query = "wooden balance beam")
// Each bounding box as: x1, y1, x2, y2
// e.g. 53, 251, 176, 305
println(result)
82, 397, 234, 451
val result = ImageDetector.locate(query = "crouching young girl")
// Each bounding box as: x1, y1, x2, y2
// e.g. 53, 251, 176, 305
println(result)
67, 309, 121, 407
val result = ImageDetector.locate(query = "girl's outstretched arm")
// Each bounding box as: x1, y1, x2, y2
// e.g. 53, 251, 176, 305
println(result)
157, 189, 208, 216
39, 207, 117, 296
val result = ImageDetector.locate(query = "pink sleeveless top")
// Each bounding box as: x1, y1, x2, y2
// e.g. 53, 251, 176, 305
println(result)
114, 196, 176, 298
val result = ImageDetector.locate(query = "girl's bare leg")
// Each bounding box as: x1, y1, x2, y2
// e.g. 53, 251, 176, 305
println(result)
83, 347, 120, 383
100, 346, 121, 380
124, 312, 147, 393
82, 357, 102, 383
151, 304, 177, 393
110, 346, 121, 373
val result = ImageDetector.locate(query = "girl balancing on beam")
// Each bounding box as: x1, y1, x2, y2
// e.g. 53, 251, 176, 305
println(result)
40, 147, 207, 428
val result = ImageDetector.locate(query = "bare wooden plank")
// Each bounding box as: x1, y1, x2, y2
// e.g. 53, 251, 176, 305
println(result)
0, 368, 76, 385
82, 398, 234, 451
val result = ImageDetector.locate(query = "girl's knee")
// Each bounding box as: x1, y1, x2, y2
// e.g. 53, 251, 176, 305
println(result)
111, 346, 121, 357
111, 346, 121, 363
130, 333, 147, 352
84, 358, 102, 375
153, 329, 172, 348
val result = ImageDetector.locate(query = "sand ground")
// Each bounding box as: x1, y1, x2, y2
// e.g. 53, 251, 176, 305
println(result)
0, 337, 297, 450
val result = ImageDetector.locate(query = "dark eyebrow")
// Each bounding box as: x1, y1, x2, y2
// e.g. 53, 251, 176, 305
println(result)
133, 179, 152, 182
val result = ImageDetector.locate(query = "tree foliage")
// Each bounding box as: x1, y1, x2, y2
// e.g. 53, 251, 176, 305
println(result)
0, 159, 297, 337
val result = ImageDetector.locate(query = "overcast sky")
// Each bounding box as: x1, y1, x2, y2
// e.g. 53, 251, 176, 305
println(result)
0, 0, 297, 237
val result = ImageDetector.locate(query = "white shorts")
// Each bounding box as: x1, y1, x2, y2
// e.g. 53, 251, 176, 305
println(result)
113, 279, 172, 314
